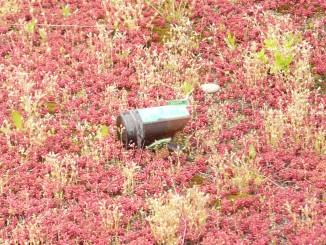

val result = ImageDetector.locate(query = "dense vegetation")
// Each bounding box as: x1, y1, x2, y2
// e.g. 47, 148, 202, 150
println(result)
0, 0, 325, 244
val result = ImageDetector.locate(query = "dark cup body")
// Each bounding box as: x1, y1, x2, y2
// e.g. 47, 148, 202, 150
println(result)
116, 106, 190, 148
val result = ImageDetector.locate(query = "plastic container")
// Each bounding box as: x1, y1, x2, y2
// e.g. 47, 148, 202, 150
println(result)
116, 105, 190, 148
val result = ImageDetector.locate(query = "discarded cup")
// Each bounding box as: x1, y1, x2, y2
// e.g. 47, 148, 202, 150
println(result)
116, 105, 190, 148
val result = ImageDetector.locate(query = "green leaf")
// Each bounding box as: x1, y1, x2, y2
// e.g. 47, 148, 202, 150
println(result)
146, 137, 172, 150
256, 49, 268, 63
284, 33, 301, 48
225, 31, 236, 50
39, 28, 47, 40
62, 4, 71, 18
46, 101, 58, 114
97, 125, 109, 138
25, 19, 37, 33
189, 174, 206, 187
226, 193, 250, 202
181, 81, 193, 96
264, 38, 278, 50
273, 51, 293, 72
214, 199, 221, 210
11, 110, 23, 130
248, 144, 257, 160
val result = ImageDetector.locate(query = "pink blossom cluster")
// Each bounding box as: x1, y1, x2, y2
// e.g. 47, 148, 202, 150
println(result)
0, 0, 325, 244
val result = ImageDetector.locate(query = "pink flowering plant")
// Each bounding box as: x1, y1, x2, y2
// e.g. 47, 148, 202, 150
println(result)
0, 0, 325, 244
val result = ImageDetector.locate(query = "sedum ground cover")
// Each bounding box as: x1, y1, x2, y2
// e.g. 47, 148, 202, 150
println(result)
0, 0, 325, 244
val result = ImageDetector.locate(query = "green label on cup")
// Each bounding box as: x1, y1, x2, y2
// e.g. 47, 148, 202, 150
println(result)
167, 99, 189, 106
137, 105, 189, 124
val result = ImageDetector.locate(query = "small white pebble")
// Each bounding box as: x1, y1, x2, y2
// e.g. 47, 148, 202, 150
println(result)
200, 83, 220, 93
